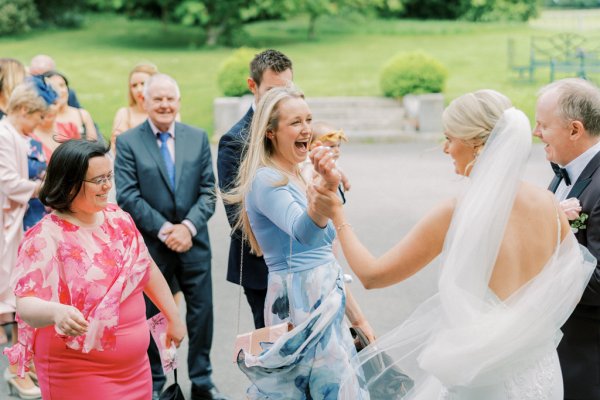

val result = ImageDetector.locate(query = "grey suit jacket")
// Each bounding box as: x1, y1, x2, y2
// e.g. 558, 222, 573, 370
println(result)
115, 120, 215, 265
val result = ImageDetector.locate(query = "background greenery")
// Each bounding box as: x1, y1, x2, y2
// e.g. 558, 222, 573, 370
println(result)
1, 9, 599, 140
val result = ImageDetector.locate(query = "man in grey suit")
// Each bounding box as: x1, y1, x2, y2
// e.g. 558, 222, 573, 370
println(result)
115, 74, 227, 400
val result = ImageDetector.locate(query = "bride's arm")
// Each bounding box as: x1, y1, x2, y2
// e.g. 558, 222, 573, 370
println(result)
309, 184, 454, 289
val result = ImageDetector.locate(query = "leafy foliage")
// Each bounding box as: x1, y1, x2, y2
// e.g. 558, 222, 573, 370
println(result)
0, 0, 39, 36
544, 0, 600, 8
34, 0, 87, 28
460, 0, 541, 22
380, 51, 448, 97
377, 0, 541, 21
96, 0, 253, 45
217, 47, 260, 97
253, 0, 383, 39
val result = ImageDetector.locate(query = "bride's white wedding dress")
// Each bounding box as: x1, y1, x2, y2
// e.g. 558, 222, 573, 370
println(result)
339, 108, 595, 400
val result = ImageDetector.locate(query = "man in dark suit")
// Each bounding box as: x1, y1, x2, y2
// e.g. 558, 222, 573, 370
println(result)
217, 50, 293, 329
115, 74, 227, 400
535, 78, 600, 400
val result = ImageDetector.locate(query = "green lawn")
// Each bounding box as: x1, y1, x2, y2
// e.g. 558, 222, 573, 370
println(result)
1, 10, 599, 140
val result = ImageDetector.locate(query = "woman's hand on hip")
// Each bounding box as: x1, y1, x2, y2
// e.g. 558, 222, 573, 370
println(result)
52, 304, 89, 336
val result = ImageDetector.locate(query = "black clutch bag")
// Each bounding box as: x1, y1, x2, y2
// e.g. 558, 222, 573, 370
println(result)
159, 369, 185, 400
350, 327, 414, 399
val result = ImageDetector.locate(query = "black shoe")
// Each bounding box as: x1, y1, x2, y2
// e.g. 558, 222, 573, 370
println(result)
191, 386, 230, 400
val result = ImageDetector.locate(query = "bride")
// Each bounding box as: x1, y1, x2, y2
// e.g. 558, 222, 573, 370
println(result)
308, 90, 595, 399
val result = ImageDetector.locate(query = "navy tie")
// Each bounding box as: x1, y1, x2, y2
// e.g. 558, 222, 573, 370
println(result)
551, 162, 571, 186
158, 132, 175, 190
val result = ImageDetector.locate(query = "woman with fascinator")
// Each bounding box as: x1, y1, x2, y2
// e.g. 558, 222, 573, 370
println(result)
309, 90, 596, 399
0, 76, 57, 399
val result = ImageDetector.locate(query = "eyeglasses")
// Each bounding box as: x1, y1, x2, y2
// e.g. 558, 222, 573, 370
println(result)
84, 172, 113, 186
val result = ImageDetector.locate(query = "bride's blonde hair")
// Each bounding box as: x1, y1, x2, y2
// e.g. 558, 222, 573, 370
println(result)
222, 85, 305, 255
442, 89, 513, 173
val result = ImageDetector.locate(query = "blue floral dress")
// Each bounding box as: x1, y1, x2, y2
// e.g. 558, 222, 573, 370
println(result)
23, 137, 47, 231
239, 167, 367, 399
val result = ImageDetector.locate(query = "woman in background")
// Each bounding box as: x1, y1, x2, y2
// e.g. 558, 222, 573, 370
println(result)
43, 70, 97, 141
110, 62, 159, 150
0, 77, 56, 399
0, 58, 26, 119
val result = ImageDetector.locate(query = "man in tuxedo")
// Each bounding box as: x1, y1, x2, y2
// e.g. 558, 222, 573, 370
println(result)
115, 74, 227, 400
217, 49, 293, 329
535, 78, 600, 400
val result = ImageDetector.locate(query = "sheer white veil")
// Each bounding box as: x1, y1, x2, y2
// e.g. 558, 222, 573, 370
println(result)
340, 108, 596, 399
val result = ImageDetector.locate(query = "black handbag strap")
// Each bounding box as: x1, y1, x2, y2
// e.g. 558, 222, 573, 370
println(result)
174, 368, 178, 383
236, 233, 293, 334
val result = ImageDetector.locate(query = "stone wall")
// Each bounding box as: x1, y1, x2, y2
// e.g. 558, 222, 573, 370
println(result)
213, 94, 443, 141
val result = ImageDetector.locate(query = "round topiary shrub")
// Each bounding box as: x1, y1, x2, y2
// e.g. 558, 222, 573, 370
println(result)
217, 47, 260, 97
0, 0, 39, 36
380, 51, 448, 98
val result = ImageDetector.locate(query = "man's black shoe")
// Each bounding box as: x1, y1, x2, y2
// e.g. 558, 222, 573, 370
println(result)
191, 386, 230, 400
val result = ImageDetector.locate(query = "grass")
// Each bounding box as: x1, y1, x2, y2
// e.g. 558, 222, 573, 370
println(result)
1, 10, 600, 140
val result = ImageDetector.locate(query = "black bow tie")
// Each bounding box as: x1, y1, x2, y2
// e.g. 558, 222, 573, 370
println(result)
551, 162, 571, 186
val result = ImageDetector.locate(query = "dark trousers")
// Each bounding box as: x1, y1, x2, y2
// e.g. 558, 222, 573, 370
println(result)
146, 260, 214, 392
243, 287, 268, 329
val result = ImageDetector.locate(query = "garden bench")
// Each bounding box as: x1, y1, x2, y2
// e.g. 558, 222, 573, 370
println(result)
508, 33, 600, 82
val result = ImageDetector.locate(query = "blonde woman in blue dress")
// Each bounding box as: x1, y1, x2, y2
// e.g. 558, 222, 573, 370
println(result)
224, 85, 372, 399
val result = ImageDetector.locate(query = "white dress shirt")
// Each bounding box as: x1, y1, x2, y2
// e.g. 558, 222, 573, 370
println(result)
147, 120, 198, 240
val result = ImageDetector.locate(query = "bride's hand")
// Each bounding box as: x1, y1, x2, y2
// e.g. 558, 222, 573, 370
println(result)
307, 183, 343, 220
310, 145, 341, 190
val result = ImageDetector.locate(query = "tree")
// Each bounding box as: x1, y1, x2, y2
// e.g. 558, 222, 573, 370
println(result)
252, 0, 383, 40
174, 0, 253, 45
99, 0, 254, 46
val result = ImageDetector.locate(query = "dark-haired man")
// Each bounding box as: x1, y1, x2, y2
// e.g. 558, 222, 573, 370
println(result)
217, 49, 293, 329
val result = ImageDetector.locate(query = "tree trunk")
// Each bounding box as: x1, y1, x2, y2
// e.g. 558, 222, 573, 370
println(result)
308, 13, 317, 40
206, 24, 225, 46
161, 5, 169, 30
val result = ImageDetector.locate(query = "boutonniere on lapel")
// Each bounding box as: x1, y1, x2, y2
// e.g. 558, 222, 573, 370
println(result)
560, 198, 588, 233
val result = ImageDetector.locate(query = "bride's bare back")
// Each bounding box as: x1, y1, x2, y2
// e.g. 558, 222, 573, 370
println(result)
489, 182, 570, 300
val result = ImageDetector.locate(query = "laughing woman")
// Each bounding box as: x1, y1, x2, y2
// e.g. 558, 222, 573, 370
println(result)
223, 86, 372, 399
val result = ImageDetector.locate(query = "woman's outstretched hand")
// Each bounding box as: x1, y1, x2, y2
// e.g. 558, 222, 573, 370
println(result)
310, 145, 342, 191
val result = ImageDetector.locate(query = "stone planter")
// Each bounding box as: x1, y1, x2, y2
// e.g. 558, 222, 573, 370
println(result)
402, 93, 445, 136
212, 94, 443, 141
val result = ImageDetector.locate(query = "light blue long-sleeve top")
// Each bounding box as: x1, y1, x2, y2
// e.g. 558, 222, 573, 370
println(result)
246, 167, 336, 273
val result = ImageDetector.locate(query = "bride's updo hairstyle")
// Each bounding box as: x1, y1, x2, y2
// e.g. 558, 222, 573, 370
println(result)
443, 90, 513, 152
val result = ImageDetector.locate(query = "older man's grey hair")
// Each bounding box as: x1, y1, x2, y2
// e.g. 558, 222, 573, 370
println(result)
539, 78, 600, 136
29, 55, 56, 75
143, 73, 181, 100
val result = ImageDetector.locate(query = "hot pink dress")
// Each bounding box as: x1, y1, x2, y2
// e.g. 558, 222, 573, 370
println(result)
4, 204, 152, 400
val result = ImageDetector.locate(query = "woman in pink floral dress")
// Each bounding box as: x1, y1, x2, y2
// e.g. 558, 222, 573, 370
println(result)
4, 139, 186, 400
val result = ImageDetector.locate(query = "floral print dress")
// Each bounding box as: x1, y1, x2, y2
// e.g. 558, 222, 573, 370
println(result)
4, 205, 153, 399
